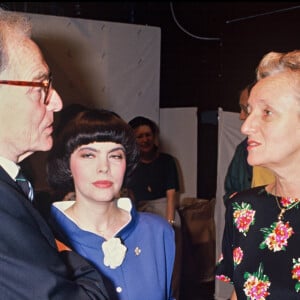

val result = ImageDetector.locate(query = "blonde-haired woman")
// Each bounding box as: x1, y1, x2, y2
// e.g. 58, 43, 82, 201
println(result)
216, 50, 300, 299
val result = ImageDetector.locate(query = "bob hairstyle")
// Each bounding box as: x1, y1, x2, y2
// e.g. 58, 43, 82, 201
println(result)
47, 108, 139, 194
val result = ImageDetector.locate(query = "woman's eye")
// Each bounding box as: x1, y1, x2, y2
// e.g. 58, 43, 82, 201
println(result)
110, 155, 122, 159
81, 152, 94, 158
110, 152, 124, 160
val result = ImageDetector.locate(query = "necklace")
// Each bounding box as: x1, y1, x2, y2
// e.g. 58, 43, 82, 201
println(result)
274, 194, 300, 221
259, 187, 299, 252
141, 148, 159, 194
143, 161, 155, 194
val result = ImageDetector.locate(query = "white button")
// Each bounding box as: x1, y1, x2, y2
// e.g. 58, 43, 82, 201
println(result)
116, 286, 122, 293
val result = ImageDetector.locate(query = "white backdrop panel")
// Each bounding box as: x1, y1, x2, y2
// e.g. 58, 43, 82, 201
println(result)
215, 107, 244, 299
21, 12, 160, 190
159, 107, 198, 201
27, 12, 160, 123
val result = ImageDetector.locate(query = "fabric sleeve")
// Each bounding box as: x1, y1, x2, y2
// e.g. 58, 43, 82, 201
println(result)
164, 224, 176, 300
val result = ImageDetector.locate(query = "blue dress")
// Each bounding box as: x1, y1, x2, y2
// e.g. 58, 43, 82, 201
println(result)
49, 198, 175, 300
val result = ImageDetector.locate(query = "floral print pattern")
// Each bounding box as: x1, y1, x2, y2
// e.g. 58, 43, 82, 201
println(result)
215, 274, 231, 283
233, 247, 243, 267
280, 196, 299, 208
215, 186, 300, 299
259, 221, 294, 252
243, 263, 271, 300
292, 258, 300, 292
233, 202, 256, 236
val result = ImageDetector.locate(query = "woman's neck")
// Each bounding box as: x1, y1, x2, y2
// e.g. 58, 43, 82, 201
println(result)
267, 179, 300, 199
140, 146, 159, 163
65, 201, 129, 240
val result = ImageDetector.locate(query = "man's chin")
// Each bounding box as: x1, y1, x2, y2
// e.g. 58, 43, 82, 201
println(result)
38, 137, 53, 152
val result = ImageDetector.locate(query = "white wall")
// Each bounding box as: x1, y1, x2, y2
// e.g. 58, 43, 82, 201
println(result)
215, 107, 244, 300
27, 12, 161, 123
20, 12, 161, 190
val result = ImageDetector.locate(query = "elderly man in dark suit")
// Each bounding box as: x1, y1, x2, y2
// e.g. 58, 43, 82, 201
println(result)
0, 8, 109, 299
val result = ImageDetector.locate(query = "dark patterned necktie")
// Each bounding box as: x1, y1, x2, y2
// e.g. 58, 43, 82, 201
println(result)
16, 170, 34, 202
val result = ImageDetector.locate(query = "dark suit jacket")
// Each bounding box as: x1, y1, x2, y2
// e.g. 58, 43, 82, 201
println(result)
0, 167, 109, 300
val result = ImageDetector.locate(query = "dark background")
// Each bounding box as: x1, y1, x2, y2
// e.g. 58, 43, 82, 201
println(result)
3, 2, 300, 198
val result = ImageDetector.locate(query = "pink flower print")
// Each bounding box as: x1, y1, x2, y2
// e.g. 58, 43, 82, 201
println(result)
243, 263, 271, 300
216, 274, 231, 283
233, 247, 243, 267
233, 202, 256, 236
244, 277, 271, 300
260, 221, 294, 252
292, 258, 300, 292
280, 196, 294, 207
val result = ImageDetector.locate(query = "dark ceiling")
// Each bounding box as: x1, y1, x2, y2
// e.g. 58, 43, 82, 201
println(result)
2, 2, 300, 111
3, 2, 299, 37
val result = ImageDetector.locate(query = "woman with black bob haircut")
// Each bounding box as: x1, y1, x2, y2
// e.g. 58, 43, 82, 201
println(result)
47, 107, 139, 196
47, 106, 176, 300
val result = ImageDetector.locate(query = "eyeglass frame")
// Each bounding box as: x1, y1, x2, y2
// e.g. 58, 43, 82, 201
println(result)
0, 73, 52, 105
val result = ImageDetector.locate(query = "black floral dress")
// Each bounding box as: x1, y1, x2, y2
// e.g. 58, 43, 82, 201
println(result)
216, 186, 300, 300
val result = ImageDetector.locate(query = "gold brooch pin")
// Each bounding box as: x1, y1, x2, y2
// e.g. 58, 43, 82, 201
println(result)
134, 247, 141, 256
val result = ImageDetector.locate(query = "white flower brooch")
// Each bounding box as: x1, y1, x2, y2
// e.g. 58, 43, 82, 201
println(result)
102, 237, 127, 269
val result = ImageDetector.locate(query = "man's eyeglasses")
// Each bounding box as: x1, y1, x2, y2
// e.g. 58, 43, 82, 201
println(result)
0, 73, 52, 105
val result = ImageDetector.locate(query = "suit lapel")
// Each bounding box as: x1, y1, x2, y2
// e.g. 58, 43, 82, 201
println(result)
0, 167, 57, 248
